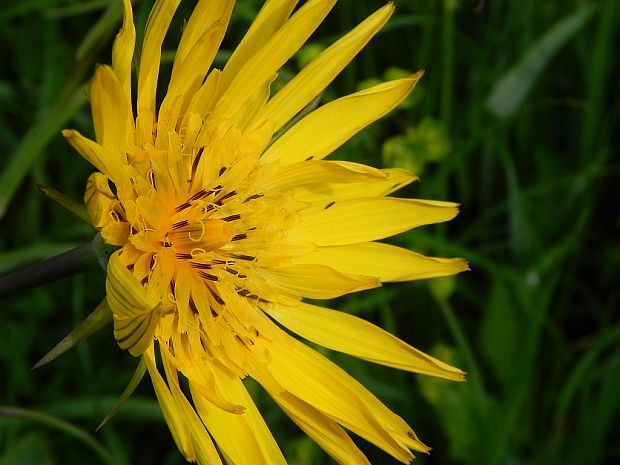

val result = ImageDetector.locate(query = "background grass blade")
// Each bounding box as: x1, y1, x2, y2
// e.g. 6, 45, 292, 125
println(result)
485, 4, 596, 118
0, 406, 117, 465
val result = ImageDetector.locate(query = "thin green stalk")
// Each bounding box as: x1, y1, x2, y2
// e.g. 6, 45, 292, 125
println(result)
581, 0, 618, 163
435, 297, 486, 402
440, 0, 455, 127
0, 84, 87, 219
0, 242, 98, 301
0, 406, 116, 465
486, 275, 558, 465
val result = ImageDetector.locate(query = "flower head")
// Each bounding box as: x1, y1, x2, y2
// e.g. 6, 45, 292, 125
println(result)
64, 0, 467, 463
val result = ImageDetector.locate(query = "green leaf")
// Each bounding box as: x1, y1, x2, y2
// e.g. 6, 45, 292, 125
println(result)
486, 5, 596, 118
32, 299, 112, 369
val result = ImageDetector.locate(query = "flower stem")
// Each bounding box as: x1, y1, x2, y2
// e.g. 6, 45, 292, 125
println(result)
0, 241, 99, 301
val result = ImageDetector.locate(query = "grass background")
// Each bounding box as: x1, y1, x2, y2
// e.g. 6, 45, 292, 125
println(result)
1, 0, 619, 464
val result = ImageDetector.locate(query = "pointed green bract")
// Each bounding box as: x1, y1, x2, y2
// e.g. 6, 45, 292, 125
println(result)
38, 185, 92, 226
97, 357, 147, 431
32, 300, 112, 369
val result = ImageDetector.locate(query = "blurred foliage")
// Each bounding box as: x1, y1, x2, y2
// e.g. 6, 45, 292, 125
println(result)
0, 0, 619, 465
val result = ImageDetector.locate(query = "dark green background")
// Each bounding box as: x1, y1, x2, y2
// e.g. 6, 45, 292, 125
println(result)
0, 0, 618, 464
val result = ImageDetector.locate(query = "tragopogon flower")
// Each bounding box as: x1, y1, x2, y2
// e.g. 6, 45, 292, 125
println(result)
63, 0, 467, 463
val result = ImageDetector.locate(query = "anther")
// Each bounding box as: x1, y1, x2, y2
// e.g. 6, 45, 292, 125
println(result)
172, 220, 189, 230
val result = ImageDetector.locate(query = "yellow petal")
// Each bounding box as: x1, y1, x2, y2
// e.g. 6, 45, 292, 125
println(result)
255, 264, 379, 300
62, 130, 129, 192
100, 221, 130, 247
111, 0, 135, 106
145, 345, 223, 465
84, 172, 115, 228
262, 330, 427, 461
219, 0, 337, 115
170, 20, 226, 97
183, 69, 221, 127
137, 0, 181, 120
265, 302, 466, 380
274, 391, 372, 465
112, 305, 160, 356
90, 65, 129, 159
263, 3, 394, 132
174, 0, 234, 65
262, 160, 385, 192
191, 363, 287, 465
144, 346, 191, 455
218, 0, 299, 94
293, 242, 469, 282
291, 167, 418, 203
287, 197, 459, 246
261, 73, 422, 166
162, 5, 231, 124
106, 251, 160, 356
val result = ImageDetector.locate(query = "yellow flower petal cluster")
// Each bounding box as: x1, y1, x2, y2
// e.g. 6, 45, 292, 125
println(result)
64, 1, 468, 463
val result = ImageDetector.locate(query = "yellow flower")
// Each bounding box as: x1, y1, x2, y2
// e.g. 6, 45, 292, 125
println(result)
64, 0, 468, 463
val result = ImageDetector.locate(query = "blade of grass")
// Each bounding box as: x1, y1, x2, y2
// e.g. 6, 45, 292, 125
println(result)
0, 84, 87, 219
580, 0, 618, 163
486, 4, 596, 118
0, 406, 116, 465
0, 0, 126, 219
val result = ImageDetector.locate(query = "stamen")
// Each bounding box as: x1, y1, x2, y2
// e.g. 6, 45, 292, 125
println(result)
148, 169, 156, 190
207, 286, 225, 305
189, 147, 204, 183
244, 193, 264, 202
176, 253, 193, 260
190, 189, 209, 201
324, 201, 335, 209
189, 298, 199, 315
190, 262, 213, 269
221, 214, 241, 222
219, 167, 227, 176
216, 191, 237, 204
198, 271, 219, 281
172, 220, 190, 230
231, 233, 247, 241
175, 201, 192, 212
